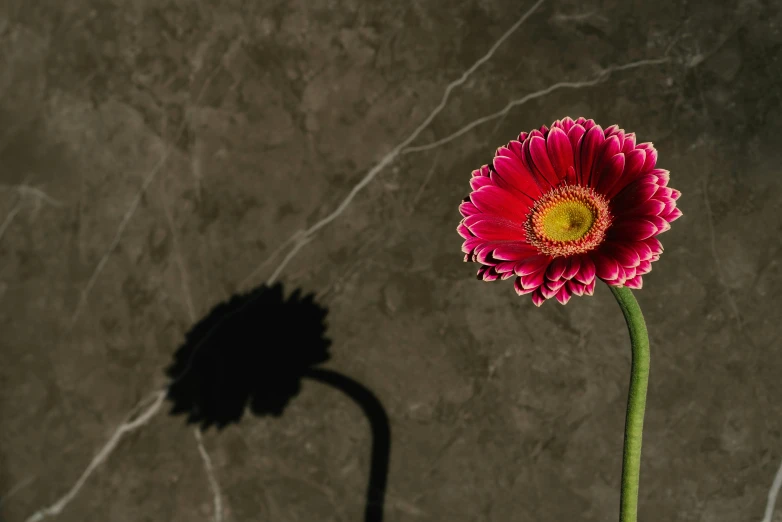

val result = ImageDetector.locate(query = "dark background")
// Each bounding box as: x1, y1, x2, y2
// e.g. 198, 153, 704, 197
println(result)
1, 0, 781, 521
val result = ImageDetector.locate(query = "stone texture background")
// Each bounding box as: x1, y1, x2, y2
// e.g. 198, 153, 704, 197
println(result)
1, 0, 781, 521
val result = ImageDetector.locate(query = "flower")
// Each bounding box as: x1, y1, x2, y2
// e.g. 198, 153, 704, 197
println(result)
457, 117, 682, 306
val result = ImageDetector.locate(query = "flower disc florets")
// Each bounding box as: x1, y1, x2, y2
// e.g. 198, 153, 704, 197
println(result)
525, 184, 612, 258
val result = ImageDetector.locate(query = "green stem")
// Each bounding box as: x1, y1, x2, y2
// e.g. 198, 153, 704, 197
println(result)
608, 284, 650, 522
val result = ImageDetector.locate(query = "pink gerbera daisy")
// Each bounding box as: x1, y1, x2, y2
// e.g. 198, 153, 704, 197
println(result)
457, 117, 682, 306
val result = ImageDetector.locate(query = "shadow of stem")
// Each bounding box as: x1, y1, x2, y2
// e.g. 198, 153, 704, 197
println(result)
303, 368, 391, 522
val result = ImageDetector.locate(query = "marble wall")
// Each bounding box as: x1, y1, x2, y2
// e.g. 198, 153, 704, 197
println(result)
1, 0, 781, 521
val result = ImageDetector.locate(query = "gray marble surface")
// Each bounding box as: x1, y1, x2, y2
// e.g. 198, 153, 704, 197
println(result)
1, 0, 782, 521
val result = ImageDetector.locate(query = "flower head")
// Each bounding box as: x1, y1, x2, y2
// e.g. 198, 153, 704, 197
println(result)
458, 117, 682, 306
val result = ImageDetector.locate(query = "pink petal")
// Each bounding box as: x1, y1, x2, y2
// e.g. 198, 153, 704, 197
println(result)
658, 198, 676, 216
634, 173, 659, 185
555, 286, 572, 305
472, 165, 491, 178
583, 119, 597, 130
594, 135, 621, 186
528, 136, 559, 189
492, 155, 541, 200
642, 146, 658, 172
574, 254, 596, 285
531, 290, 546, 307
650, 168, 670, 185
622, 133, 637, 154
514, 255, 551, 276
558, 117, 576, 133
612, 265, 627, 285
670, 188, 681, 200
664, 207, 683, 222
545, 256, 569, 280
637, 259, 652, 275
646, 214, 671, 233
605, 149, 646, 199
594, 153, 625, 197
591, 251, 620, 280
462, 237, 483, 254
624, 275, 643, 289
567, 124, 587, 181
629, 240, 652, 261
546, 127, 574, 180
475, 245, 498, 264
578, 125, 605, 187
620, 198, 666, 217
493, 243, 539, 261
478, 266, 500, 281
540, 284, 559, 299
497, 143, 522, 161
519, 268, 546, 290
562, 256, 581, 280
520, 139, 552, 192
468, 218, 527, 241
606, 126, 625, 142
608, 218, 658, 241
642, 237, 663, 255
567, 280, 585, 296
514, 277, 536, 295
546, 279, 567, 292
565, 165, 578, 185
603, 241, 641, 267
494, 261, 517, 274
584, 280, 596, 296
457, 222, 472, 239
470, 175, 494, 191
611, 182, 658, 211
470, 186, 531, 222
459, 201, 481, 217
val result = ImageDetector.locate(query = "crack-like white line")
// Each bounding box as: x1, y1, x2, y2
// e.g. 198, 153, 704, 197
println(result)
0, 476, 35, 508
23, 390, 166, 522
237, 230, 304, 290
68, 62, 224, 328
160, 192, 197, 322
409, 150, 441, 212
0, 184, 65, 207
194, 429, 223, 522
245, 0, 547, 287
401, 57, 670, 154
16, 185, 64, 207
0, 200, 22, 241
762, 458, 782, 522
265, 233, 314, 286
68, 149, 174, 327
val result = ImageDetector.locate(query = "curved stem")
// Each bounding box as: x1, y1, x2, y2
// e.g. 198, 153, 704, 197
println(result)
608, 285, 650, 522
303, 368, 391, 522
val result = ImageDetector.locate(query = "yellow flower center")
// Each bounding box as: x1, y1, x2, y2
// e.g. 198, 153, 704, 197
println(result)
524, 184, 612, 258
540, 200, 596, 241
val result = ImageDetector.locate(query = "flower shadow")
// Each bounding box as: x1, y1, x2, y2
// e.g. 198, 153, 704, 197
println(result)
164, 282, 391, 522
